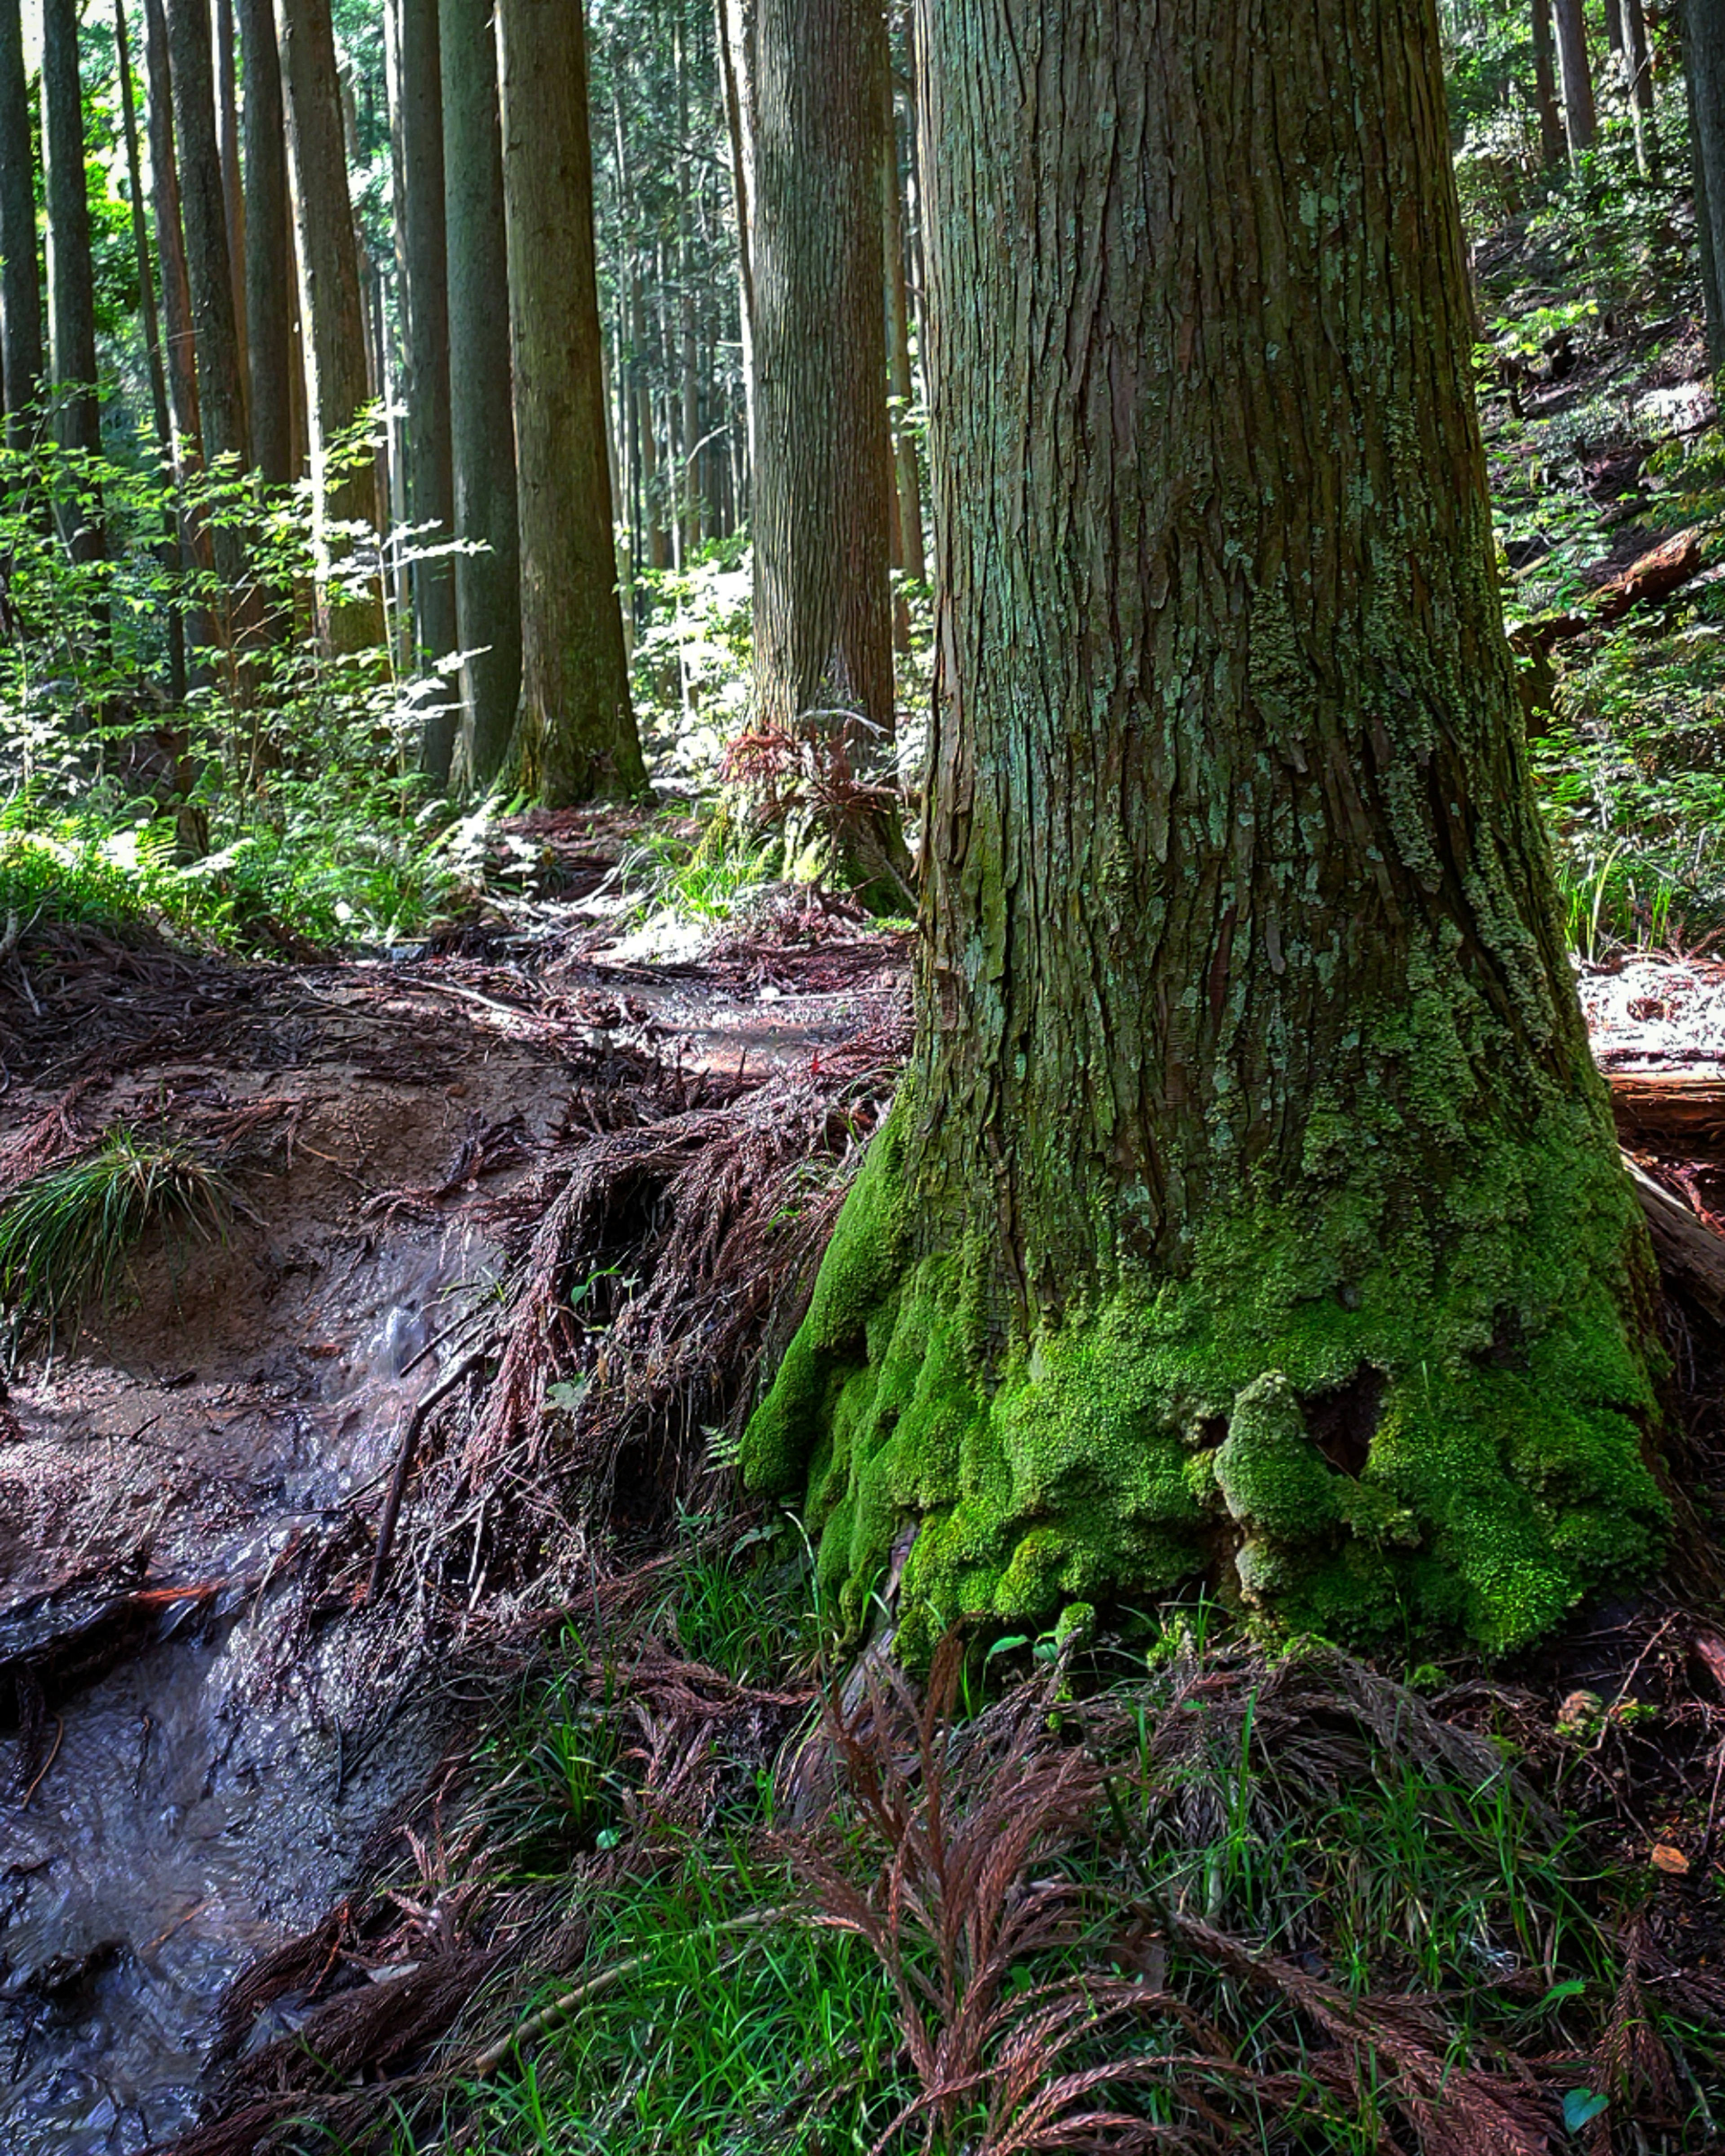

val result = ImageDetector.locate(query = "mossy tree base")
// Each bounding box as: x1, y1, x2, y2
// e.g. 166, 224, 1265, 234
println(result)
743, 1082, 1668, 1660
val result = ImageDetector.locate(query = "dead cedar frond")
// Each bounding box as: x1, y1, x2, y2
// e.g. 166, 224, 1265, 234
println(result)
791, 1634, 1122, 2152
228, 1947, 503, 2098
1164, 1909, 1559, 2156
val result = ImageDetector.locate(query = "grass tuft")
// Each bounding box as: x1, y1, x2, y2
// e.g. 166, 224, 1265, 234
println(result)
0, 1125, 234, 1337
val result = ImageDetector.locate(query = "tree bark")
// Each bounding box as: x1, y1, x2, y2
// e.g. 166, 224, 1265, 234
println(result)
494, 0, 646, 803
1553, 0, 1597, 159
0, 0, 42, 446
440, 0, 520, 789
742, 0, 1667, 1658
116, 0, 187, 701
881, 75, 923, 589
236, 0, 292, 489
1531, 0, 1567, 169
385, 0, 459, 779
1689, 0, 1725, 369
215, 0, 248, 388
142, 0, 204, 479
41, 0, 101, 473
167, 0, 249, 480
275, 0, 381, 648
746, 0, 905, 898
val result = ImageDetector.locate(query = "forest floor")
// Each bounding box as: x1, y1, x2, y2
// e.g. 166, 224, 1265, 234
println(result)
12, 206, 1725, 2156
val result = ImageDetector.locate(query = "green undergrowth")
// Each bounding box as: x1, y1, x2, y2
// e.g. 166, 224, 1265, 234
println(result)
0, 1125, 233, 1347
360, 1538, 1725, 2154
742, 1068, 1668, 1662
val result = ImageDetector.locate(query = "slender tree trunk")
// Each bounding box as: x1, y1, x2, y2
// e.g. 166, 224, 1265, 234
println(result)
275, 0, 381, 648
494, 0, 646, 803
236, 0, 292, 489
385, 0, 458, 778
440, 0, 520, 788
142, 0, 204, 479
746, 0, 904, 897
41, 0, 102, 477
117, 0, 187, 702
716, 0, 755, 466
633, 275, 668, 569
0, 0, 42, 446
167, 0, 249, 482
1531, 0, 1567, 169
215, 0, 249, 386
743, 0, 1666, 1658
1689, 0, 1725, 369
1553, 0, 1597, 159
1620, 0, 1656, 173
882, 79, 923, 588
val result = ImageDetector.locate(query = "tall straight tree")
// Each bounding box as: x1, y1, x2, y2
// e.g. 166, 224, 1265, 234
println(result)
275, 0, 381, 647
1689, 0, 1725, 367
215, 0, 248, 380
440, 0, 520, 786
41, 0, 101, 477
741, 0, 1668, 1657
1553, 0, 1597, 158
494, 0, 646, 802
236, 0, 293, 489
166, 0, 248, 479
142, 0, 204, 477
385, 0, 458, 778
0, 0, 42, 445
1531, 0, 1566, 168
745, 0, 902, 892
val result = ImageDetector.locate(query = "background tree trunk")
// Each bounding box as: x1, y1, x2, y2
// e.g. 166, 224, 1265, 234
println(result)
743, 0, 1665, 1658
1531, 0, 1567, 168
167, 0, 248, 479
142, 0, 204, 478
746, 0, 903, 895
440, 0, 520, 787
1553, 0, 1597, 159
881, 74, 923, 590
215, 0, 248, 387
236, 0, 293, 489
0, 0, 42, 446
275, 0, 381, 649
1689, 0, 1725, 369
495, 0, 646, 804
41, 0, 101, 478
385, 0, 459, 780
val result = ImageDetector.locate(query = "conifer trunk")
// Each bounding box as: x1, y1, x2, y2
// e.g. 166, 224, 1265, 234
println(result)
1688, 0, 1725, 368
236, 0, 293, 489
142, 0, 204, 480
1553, 0, 1597, 157
0, 0, 42, 446
440, 0, 520, 788
494, 0, 646, 802
167, 0, 248, 478
746, 0, 904, 897
42, 0, 101, 476
215, 0, 248, 386
275, 0, 381, 648
385, 0, 458, 778
743, 0, 1667, 1659
1531, 0, 1567, 169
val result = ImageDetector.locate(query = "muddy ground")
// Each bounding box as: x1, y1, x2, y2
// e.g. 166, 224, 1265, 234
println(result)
0, 848, 906, 2155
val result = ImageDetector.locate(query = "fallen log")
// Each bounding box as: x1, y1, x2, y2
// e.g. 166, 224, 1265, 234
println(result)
1624, 1157, 1725, 1326
1608, 1070, 1725, 1156
1593, 527, 1703, 623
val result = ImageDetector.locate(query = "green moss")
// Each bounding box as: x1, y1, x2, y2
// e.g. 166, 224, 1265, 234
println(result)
740, 1077, 1669, 1662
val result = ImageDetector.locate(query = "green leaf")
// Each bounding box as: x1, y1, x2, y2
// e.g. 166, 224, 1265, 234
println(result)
1538, 1978, 1588, 2010
1563, 2088, 1609, 2131
984, 1635, 1030, 1664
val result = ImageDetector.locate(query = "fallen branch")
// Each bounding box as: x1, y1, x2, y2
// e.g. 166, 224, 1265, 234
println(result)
1624, 1155, 1725, 1326
366, 1344, 492, 1603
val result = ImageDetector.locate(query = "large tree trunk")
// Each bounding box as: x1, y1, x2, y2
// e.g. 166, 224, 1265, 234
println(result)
385, 0, 459, 780
41, 0, 101, 478
494, 0, 646, 803
440, 0, 520, 789
236, 0, 292, 490
1553, 0, 1597, 159
1531, 0, 1567, 169
0, 0, 42, 446
167, 0, 249, 479
275, 0, 381, 649
746, 0, 904, 899
1690, 0, 1725, 370
742, 0, 1667, 1659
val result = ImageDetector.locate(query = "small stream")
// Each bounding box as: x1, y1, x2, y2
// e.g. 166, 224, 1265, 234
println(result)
0, 1233, 483, 2153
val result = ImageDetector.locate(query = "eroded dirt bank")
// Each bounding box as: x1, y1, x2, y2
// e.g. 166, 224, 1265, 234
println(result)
0, 881, 907, 2153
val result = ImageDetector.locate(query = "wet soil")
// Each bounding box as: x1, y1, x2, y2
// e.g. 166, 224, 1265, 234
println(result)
0, 898, 909, 2152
